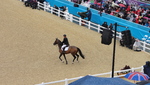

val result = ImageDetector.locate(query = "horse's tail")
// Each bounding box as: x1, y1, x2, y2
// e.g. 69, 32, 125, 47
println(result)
77, 48, 85, 59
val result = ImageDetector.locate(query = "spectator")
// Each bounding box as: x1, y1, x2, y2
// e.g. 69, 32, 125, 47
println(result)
120, 39, 124, 46
84, 7, 92, 21
102, 22, 108, 28
108, 23, 113, 30
100, 22, 108, 33
59, 6, 67, 19
143, 61, 150, 77
77, 7, 92, 21
24, 0, 32, 7
128, 37, 136, 49
145, 20, 150, 27
24, 0, 37, 9
133, 39, 141, 51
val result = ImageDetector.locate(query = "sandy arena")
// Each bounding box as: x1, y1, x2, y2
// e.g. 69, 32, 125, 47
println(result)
0, 0, 149, 85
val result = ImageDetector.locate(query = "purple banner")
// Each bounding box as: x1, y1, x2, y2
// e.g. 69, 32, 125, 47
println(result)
124, 0, 150, 7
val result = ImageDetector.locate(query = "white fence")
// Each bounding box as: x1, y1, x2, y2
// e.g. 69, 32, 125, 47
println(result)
19, 1, 150, 85
35, 66, 143, 85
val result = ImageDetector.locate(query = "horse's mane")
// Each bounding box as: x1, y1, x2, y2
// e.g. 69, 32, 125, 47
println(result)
56, 38, 63, 46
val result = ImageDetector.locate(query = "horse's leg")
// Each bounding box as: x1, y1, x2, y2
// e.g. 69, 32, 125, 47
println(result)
63, 54, 68, 64
76, 54, 79, 62
72, 54, 76, 64
59, 53, 63, 63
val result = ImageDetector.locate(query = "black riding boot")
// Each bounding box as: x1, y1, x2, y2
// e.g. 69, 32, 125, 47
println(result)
62, 48, 65, 54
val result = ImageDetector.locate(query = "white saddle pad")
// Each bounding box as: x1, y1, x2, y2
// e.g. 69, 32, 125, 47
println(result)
61, 45, 69, 51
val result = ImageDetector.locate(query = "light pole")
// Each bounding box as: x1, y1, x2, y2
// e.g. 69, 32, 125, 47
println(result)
111, 23, 128, 78
111, 23, 117, 78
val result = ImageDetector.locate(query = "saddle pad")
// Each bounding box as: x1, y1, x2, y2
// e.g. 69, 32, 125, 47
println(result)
61, 45, 69, 51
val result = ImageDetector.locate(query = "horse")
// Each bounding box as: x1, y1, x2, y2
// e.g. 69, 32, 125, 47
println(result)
77, 12, 87, 19
53, 38, 85, 64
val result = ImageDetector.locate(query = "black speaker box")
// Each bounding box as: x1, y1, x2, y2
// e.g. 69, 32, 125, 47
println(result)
101, 29, 113, 45
121, 30, 132, 46
74, 3, 79, 7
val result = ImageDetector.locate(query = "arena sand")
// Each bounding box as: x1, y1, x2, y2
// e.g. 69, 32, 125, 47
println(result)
0, 0, 149, 85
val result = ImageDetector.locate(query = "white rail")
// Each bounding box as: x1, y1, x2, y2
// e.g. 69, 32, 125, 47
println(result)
35, 66, 143, 85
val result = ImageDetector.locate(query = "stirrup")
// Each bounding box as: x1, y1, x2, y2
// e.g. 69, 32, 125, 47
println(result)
62, 51, 65, 54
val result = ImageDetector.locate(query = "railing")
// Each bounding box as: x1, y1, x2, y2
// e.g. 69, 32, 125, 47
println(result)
35, 66, 143, 85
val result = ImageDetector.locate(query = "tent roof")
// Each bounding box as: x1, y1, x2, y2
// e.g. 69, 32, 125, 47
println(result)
69, 75, 136, 85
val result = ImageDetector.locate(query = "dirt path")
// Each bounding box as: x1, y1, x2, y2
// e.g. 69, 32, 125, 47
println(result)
0, 0, 149, 85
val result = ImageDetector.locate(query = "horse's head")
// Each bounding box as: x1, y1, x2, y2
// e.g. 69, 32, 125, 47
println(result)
77, 12, 87, 19
53, 38, 62, 46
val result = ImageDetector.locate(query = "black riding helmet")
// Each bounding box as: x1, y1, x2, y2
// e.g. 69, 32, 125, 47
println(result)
63, 34, 66, 36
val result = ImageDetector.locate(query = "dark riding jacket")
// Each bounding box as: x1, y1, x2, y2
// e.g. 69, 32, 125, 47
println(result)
62, 38, 69, 46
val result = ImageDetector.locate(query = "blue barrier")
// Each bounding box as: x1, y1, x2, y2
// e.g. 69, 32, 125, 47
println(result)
46, 0, 150, 40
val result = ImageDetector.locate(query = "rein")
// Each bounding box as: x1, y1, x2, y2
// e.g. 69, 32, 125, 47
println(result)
57, 39, 63, 49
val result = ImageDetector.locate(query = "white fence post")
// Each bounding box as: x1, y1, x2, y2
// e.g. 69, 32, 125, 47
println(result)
143, 41, 146, 51
65, 12, 68, 20
58, 8, 60, 17
110, 71, 112, 78
50, 7, 53, 14
37, 2, 40, 9
69, 14, 73, 22
44, 2, 47, 11
64, 7, 69, 20
79, 18, 81, 26
98, 25, 100, 33
131, 68, 135, 72
141, 66, 144, 72
88, 21, 90, 29
65, 78, 68, 85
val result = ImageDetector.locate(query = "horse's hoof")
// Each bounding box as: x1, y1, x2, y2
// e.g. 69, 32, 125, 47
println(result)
72, 62, 74, 64
62, 61, 64, 63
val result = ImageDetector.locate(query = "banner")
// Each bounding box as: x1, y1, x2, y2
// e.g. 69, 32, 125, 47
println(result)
124, 0, 150, 7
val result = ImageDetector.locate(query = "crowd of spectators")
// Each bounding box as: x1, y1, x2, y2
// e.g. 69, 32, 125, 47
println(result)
24, 0, 45, 9
72, 0, 150, 28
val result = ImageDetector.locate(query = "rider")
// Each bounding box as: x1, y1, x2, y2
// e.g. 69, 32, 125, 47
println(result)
62, 34, 70, 53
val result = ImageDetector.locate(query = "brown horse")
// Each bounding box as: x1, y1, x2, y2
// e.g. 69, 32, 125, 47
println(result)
53, 38, 85, 64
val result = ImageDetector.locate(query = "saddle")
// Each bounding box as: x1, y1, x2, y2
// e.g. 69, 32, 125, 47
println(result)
61, 45, 69, 51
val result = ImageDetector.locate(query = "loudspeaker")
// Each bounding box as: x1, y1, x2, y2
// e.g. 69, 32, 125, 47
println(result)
74, 3, 79, 7
121, 30, 132, 46
101, 29, 113, 45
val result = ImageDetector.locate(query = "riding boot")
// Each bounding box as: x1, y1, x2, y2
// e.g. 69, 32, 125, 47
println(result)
62, 48, 65, 54
62, 51, 65, 54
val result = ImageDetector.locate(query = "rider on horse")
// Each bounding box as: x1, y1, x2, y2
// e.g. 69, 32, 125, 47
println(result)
62, 34, 70, 53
